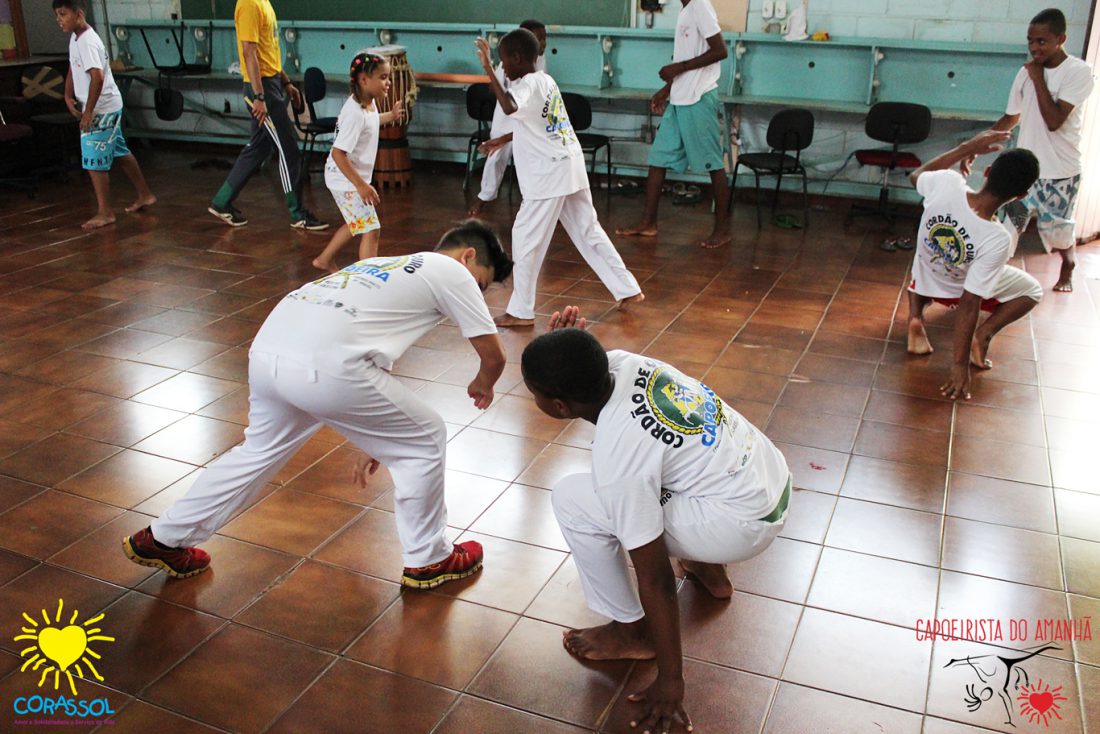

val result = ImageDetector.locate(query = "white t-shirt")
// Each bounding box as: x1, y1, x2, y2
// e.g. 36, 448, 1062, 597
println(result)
69, 27, 122, 114
251, 252, 497, 375
911, 170, 1013, 299
669, 0, 723, 106
506, 70, 590, 200
324, 96, 381, 191
1006, 55, 1095, 180
590, 351, 790, 551
489, 55, 546, 137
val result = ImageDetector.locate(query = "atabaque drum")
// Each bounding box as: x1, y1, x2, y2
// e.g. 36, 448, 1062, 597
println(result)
365, 44, 418, 187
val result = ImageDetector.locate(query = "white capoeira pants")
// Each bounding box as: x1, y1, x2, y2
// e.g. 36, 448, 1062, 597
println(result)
151, 351, 451, 568
551, 473, 788, 623
507, 188, 641, 319
477, 143, 512, 203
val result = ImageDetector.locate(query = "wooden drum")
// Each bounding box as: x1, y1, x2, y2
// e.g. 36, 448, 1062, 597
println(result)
366, 44, 418, 188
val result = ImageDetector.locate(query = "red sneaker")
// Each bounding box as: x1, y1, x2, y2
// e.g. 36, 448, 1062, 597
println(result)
401, 541, 483, 589
122, 527, 211, 579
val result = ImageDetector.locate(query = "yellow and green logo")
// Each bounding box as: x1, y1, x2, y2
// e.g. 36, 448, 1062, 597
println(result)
13, 599, 115, 696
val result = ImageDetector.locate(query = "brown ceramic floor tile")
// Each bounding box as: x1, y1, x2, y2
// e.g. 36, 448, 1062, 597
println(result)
99, 700, 225, 734
4, 387, 122, 431
762, 682, 922, 734
715, 343, 802, 375
470, 393, 570, 442
237, 560, 399, 651
853, 419, 950, 468
69, 359, 178, 399
65, 401, 186, 447
76, 328, 174, 359
267, 658, 455, 734
841, 454, 947, 513
132, 414, 243, 465
825, 497, 942, 566
779, 379, 871, 418
136, 534, 298, 618
791, 352, 879, 387
954, 403, 1047, 447
602, 658, 776, 734
0, 489, 122, 559
437, 531, 566, 614
766, 406, 860, 453
446, 427, 547, 482
514, 442, 592, 490
950, 434, 1051, 487
131, 337, 230, 371
348, 592, 516, 688
937, 571, 1069, 644
469, 483, 567, 551
48, 510, 159, 587
808, 547, 939, 628
1069, 594, 1100, 666
469, 617, 631, 728
220, 488, 362, 556
57, 449, 195, 508
773, 442, 849, 494
130, 371, 241, 413
0, 475, 45, 514
0, 549, 36, 588
779, 488, 837, 544
942, 516, 1063, 590
1048, 448, 1095, 494
312, 508, 407, 581
701, 365, 788, 405
783, 607, 931, 711
1055, 489, 1100, 543
0, 432, 123, 488
524, 555, 616, 630
143, 624, 333, 734
1062, 537, 1100, 598
947, 472, 1057, 534
435, 696, 591, 734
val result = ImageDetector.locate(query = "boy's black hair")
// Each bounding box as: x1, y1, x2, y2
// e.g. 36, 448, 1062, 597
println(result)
52, 0, 85, 10
1030, 8, 1067, 35
498, 28, 540, 62
435, 219, 514, 283
985, 148, 1040, 200
521, 329, 611, 404
519, 19, 547, 34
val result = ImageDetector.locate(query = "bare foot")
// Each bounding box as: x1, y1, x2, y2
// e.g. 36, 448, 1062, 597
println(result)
907, 319, 933, 355
970, 335, 993, 370
562, 620, 655, 661
615, 222, 658, 237
494, 313, 535, 328
312, 257, 338, 273
699, 231, 732, 249
125, 194, 157, 213
618, 292, 646, 309
467, 200, 486, 218
680, 559, 734, 599
81, 213, 116, 231
1054, 254, 1075, 292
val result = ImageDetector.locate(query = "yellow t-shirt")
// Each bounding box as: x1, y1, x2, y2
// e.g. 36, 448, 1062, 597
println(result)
235, 0, 281, 82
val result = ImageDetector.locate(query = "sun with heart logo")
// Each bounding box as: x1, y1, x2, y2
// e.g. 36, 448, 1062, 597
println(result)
13, 599, 116, 696
1016, 678, 1068, 727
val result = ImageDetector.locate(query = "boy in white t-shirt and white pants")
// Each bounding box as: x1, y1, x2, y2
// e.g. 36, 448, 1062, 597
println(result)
521, 314, 790, 732
468, 19, 547, 218
54, 0, 155, 231
313, 52, 405, 272
124, 221, 512, 590
617, 0, 731, 249
990, 7, 1095, 292
475, 30, 644, 328
906, 131, 1043, 401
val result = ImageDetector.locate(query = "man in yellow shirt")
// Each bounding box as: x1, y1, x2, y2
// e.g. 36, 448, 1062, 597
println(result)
208, 0, 327, 230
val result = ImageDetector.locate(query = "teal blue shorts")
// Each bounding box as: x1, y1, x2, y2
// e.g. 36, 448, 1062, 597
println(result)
648, 90, 724, 174
80, 110, 131, 172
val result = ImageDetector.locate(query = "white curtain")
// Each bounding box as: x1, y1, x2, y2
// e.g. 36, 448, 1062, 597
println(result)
1075, 11, 1100, 242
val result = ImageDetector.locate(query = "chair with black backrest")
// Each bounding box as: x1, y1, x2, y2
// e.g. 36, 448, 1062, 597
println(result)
848, 101, 932, 226
731, 108, 814, 228
463, 82, 497, 191
21, 64, 78, 171
0, 98, 37, 196
293, 67, 338, 176
138, 22, 213, 121
562, 92, 611, 193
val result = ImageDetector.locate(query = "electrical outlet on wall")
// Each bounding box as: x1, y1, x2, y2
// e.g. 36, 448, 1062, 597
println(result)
774, 1, 787, 19
762, 1, 775, 19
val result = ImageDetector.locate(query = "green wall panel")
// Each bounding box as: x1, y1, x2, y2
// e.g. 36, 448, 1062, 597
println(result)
180, 0, 631, 27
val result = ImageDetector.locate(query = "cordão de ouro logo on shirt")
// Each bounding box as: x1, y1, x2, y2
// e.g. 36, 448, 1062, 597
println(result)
629, 363, 723, 448
924, 213, 975, 274
542, 89, 577, 147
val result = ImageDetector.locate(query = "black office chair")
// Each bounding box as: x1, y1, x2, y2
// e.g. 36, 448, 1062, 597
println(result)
848, 102, 932, 225
562, 92, 611, 193
293, 67, 338, 176
138, 22, 213, 121
731, 108, 814, 228
463, 82, 497, 191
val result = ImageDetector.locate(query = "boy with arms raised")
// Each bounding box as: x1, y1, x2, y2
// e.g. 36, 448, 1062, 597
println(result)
907, 131, 1042, 401
522, 308, 791, 732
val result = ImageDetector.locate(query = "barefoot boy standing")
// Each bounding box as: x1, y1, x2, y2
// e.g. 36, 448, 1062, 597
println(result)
521, 310, 790, 732
906, 131, 1042, 400
992, 8, 1095, 292
55, 0, 156, 230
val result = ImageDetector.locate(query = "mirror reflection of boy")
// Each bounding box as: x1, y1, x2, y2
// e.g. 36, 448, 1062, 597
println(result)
988, 7, 1095, 292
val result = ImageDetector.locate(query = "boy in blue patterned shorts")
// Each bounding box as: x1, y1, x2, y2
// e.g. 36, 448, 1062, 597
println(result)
989, 8, 1095, 292
54, 0, 155, 230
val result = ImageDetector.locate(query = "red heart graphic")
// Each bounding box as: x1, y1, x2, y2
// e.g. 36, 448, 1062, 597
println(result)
1029, 691, 1054, 714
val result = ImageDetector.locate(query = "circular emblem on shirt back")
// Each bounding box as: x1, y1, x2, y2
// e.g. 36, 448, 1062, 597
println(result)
927, 224, 966, 266
645, 367, 722, 435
